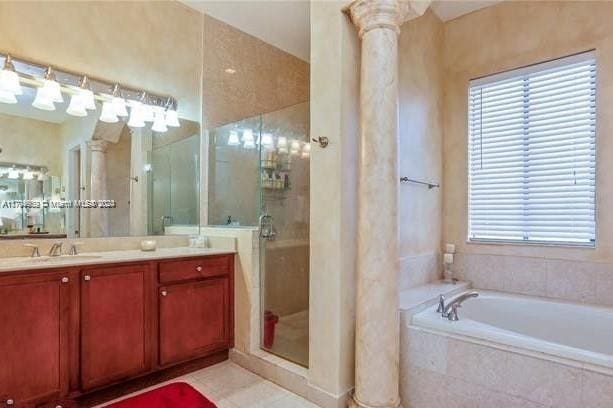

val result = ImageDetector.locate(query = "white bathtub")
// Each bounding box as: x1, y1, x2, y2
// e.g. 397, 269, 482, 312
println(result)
412, 290, 613, 370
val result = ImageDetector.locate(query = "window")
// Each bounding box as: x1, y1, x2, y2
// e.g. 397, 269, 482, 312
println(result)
468, 52, 596, 245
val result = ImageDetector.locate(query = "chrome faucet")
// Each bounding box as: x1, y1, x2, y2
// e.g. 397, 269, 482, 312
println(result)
441, 291, 479, 321
49, 242, 63, 257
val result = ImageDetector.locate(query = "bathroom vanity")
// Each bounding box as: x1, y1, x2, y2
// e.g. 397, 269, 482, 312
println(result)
0, 249, 234, 407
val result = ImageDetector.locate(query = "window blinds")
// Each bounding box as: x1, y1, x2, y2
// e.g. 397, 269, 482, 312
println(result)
468, 52, 597, 245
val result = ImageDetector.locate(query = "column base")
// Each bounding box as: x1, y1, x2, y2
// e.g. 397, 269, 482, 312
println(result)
348, 394, 402, 408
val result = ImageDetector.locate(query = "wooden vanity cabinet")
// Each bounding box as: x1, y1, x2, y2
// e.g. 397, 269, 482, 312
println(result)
0, 254, 234, 407
0, 270, 72, 407
80, 264, 152, 390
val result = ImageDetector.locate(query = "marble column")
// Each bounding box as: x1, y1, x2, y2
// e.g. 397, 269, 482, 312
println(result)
347, 1, 430, 407
88, 139, 110, 237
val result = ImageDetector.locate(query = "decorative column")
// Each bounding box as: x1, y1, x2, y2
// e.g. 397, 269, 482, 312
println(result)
88, 139, 110, 237
347, 1, 430, 407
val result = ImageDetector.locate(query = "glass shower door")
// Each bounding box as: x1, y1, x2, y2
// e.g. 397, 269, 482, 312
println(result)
259, 102, 310, 367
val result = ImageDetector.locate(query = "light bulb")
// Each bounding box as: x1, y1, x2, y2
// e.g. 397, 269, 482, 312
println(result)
277, 136, 288, 149
23, 170, 34, 180
165, 109, 180, 127
152, 111, 168, 133
127, 104, 145, 128
261, 133, 273, 149
66, 94, 87, 117
227, 130, 240, 146
100, 101, 119, 123
112, 96, 129, 117
243, 128, 254, 143
0, 56, 23, 95
0, 89, 17, 104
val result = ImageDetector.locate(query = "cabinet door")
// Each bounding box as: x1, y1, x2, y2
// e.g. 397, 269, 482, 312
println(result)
0, 272, 70, 406
80, 265, 150, 390
159, 278, 229, 366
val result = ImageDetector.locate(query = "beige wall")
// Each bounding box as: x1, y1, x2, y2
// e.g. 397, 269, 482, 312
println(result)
0, 1, 203, 122
0, 113, 62, 175
442, 1, 613, 262
398, 10, 444, 288
202, 14, 310, 130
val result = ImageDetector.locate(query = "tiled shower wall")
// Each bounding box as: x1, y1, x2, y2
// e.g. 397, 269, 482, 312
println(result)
453, 252, 613, 307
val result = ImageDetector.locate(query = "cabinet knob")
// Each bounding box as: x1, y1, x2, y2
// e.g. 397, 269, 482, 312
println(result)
6, 399, 14, 406
83, 275, 91, 281
61, 277, 69, 284
196, 266, 203, 272
161, 290, 168, 297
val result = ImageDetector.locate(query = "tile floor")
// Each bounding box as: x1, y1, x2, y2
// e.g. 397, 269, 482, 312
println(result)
98, 361, 320, 408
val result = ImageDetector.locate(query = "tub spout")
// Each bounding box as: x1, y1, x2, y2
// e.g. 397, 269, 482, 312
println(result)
442, 291, 479, 321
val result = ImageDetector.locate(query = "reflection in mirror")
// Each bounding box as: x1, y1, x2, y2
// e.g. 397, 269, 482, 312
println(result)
0, 76, 200, 239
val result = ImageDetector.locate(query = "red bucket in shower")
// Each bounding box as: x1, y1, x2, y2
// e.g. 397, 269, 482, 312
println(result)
263, 310, 279, 349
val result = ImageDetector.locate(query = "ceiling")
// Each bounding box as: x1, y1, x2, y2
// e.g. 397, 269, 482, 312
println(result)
430, 0, 503, 21
183, 1, 310, 62
182, 1, 502, 62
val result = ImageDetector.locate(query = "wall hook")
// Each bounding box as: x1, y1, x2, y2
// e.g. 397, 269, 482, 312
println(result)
312, 136, 329, 148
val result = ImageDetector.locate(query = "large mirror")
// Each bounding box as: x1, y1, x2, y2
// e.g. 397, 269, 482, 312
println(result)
0, 84, 200, 239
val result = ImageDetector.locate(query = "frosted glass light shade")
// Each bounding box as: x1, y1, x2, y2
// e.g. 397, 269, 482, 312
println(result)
81, 89, 96, 110
40, 79, 63, 103
165, 109, 180, 127
228, 130, 240, 146
0, 90, 17, 104
243, 139, 256, 149
112, 97, 129, 117
100, 101, 119, 123
277, 136, 287, 148
142, 105, 154, 122
66, 94, 87, 117
261, 133, 273, 149
0, 69, 22, 95
301, 142, 311, 158
152, 111, 168, 133
127, 104, 145, 128
290, 140, 301, 155
242, 128, 254, 143
32, 88, 56, 111
8, 168, 19, 179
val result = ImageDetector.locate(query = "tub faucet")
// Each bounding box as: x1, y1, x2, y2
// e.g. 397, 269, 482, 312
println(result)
442, 291, 479, 321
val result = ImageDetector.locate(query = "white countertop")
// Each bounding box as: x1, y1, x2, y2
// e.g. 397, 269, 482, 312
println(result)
0, 247, 236, 274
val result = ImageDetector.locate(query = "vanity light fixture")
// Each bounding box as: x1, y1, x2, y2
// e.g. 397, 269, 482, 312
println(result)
151, 110, 168, 133
110, 84, 129, 117
165, 108, 180, 127
243, 128, 255, 149
261, 133, 274, 149
127, 102, 146, 128
7, 166, 20, 179
301, 142, 311, 158
99, 100, 119, 123
143, 163, 153, 172
227, 130, 240, 146
290, 139, 301, 155
0, 89, 17, 104
277, 136, 288, 154
32, 67, 63, 111
22, 168, 34, 180
76, 76, 96, 111
0, 55, 23, 96
66, 94, 87, 117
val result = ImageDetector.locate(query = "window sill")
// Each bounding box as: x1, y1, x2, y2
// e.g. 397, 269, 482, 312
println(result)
467, 238, 596, 249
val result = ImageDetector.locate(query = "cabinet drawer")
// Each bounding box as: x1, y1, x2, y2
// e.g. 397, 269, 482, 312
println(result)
159, 256, 231, 283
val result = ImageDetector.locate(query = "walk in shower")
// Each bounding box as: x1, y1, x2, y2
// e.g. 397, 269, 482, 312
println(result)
208, 102, 310, 367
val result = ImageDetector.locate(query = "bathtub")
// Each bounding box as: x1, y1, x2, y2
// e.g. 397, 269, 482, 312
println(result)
412, 290, 613, 370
